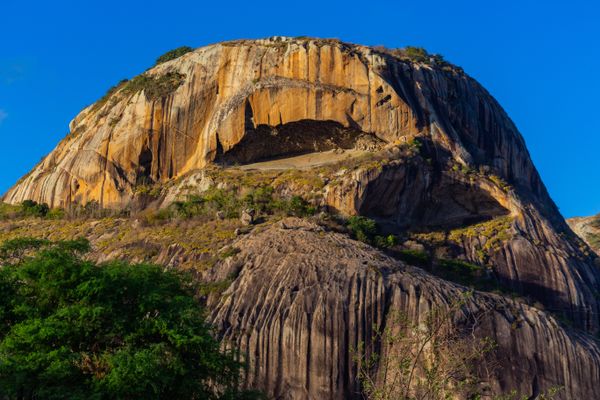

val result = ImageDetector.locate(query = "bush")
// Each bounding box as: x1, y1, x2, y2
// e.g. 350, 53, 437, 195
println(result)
170, 186, 316, 221
395, 249, 430, 267
280, 196, 317, 217
404, 46, 429, 63
242, 186, 275, 213
1, 202, 67, 220
90, 79, 129, 113
435, 258, 494, 289
45, 207, 65, 219
347, 216, 399, 248
20, 200, 49, 217
155, 46, 193, 65
347, 216, 378, 243
123, 72, 185, 101
0, 239, 261, 399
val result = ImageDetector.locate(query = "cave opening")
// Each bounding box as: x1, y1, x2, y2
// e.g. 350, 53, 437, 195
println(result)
215, 119, 383, 166
359, 167, 511, 231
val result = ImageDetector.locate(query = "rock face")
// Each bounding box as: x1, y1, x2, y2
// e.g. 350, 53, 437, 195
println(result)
208, 219, 600, 399
3, 37, 543, 210
568, 215, 600, 254
4, 37, 600, 398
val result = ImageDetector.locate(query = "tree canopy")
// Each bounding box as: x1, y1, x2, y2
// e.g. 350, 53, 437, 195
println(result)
0, 238, 260, 399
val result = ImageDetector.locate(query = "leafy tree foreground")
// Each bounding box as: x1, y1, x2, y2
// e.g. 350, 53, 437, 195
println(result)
0, 238, 261, 399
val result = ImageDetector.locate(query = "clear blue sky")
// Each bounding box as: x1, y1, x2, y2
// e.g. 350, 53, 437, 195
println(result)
0, 0, 598, 217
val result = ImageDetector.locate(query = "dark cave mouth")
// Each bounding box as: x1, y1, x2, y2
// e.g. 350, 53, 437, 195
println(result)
359, 168, 512, 232
215, 119, 384, 166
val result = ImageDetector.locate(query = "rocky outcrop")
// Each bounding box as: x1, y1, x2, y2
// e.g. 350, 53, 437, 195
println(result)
321, 151, 600, 332
568, 215, 600, 254
4, 36, 600, 398
208, 219, 600, 400
3, 37, 547, 213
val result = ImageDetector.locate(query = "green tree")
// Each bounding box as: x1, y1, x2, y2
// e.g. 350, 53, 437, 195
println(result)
20, 200, 50, 217
0, 239, 261, 399
155, 46, 194, 65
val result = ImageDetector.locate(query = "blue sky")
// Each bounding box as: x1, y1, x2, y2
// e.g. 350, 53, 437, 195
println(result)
0, 0, 598, 217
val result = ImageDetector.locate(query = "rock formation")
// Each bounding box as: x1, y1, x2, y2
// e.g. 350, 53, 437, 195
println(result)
4, 37, 600, 399
2, 37, 543, 210
209, 218, 600, 399
568, 214, 600, 254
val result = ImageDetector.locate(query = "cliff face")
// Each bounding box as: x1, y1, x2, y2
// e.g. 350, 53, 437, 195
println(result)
4, 37, 600, 398
208, 219, 600, 400
4, 37, 545, 211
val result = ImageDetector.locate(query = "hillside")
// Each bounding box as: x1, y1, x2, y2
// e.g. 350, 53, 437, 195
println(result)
569, 214, 600, 253
3, 37, 600, 399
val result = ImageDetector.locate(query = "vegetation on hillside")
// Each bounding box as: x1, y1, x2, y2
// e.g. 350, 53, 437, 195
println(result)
155, 46, 194, 65
89, 68, 185, 116
346, 216, 397, 248
144, 186, 316, 223
0, 239, 262, 399
354, 293, 562, 400
123, 71, 186, 101
89, 79, 129, 114
0, 200, 63, 220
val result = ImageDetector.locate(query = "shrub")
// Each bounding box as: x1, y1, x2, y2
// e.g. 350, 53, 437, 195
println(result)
45, 207, 65, 219
123, 72, 185, 101
281, 195, 317, 217
435, 258, 499, 290
243, 186, 276, 213
90, 79, 129, 113
346, 216, 398, 249
0, 239, 261, 399
219, 246, 241, 259
353, 293, 498, 400
20, 200, 49, 217
374, 234, 398, 249
347, 216, 378, 243
395, 249, 430, 267
170, 186, 317, 221
155, 46, 193, 65
404, 46, 429, 63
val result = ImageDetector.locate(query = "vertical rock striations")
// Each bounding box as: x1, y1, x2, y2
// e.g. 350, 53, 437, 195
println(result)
208, 219, 600, 399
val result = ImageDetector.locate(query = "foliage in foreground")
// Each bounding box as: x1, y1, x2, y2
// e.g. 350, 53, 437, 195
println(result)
0, 239, 261, 399
354, 293, 562, 400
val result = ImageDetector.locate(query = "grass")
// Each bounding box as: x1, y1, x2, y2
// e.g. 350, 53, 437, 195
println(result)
0, 215, 243, 271
0, 186, 318, 270
448, 216, 514, 252
0, 201, 54, 220
133, 183, 163, 198
198, 278, 234, 296
489, 174, 511, 192
588, 233, 600, 250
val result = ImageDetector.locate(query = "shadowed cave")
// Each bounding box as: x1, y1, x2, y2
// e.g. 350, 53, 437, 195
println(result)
215, 119, 384, 165
359, 162, 512, 231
